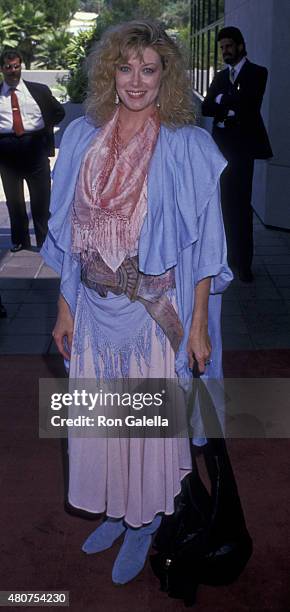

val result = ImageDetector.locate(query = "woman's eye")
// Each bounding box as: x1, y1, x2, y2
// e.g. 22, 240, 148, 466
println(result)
143, 67, 154, 74
118, 65, 130, 72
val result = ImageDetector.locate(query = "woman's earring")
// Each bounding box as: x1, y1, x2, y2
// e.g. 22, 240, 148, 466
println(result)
115, 92, 120, 105
156, 100, 161, 108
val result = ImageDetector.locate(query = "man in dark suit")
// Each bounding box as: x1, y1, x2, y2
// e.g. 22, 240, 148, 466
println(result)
0, 49, 65, 251
202, 27, 272, 282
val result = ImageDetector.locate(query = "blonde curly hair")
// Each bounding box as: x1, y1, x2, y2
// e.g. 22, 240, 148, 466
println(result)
85, 20, 196, 128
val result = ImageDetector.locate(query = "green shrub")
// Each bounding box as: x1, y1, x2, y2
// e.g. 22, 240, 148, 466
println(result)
64, 27, 97, 102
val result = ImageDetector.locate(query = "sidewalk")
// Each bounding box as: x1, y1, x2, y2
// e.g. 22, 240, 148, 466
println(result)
1, 182, 290, 354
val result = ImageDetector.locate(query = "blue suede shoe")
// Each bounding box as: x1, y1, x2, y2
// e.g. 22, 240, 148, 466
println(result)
112, 515, 161, 584
82, 518, 126, 554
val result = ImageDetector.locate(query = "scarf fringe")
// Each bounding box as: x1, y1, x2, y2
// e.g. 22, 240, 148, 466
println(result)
73, 287, 153, 379
72, 193, 146, 272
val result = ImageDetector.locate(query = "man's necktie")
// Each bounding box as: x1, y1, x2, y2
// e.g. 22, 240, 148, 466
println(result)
229, 67, 236, 84
10, 88, 25, 136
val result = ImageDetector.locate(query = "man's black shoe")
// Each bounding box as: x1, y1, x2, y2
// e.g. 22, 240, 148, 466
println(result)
239, 269, 254, 283
10, 243, 30, 253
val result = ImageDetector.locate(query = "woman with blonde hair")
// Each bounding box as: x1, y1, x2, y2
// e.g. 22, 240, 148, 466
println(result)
42, 20, 232, 585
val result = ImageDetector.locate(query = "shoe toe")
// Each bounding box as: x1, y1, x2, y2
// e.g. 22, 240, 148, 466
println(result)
10, 244, 23, 252
82, 519, 126, 554
10, 242, 31, 252
112, 534, 152, 584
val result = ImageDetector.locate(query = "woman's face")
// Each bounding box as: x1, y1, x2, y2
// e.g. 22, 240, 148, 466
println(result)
115, 46, 163, 114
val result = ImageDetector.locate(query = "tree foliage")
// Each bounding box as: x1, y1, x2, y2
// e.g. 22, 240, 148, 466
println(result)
0, 9, 19, 49
5, 2, 47, 68
79, 0, 104, 11
65, 27, 98, 102
0, 0, 79, 68
161, 1, 189, 28
35, 29, 72, 69
42, 0, 79, 27
0, 0, 78, 26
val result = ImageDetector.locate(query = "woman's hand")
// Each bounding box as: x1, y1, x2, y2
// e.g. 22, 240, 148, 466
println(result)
187, 277, 212, 374
186, 321, 211, 374
52, 294, 74, 360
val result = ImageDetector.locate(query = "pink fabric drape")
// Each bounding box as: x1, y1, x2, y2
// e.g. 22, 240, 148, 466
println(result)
72, 108, 160, 272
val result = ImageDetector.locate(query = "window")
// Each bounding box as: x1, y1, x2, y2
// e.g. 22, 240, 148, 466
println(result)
190, 0, 224, 96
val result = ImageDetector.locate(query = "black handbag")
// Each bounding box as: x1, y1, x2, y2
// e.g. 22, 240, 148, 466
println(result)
150, 376, 253, 606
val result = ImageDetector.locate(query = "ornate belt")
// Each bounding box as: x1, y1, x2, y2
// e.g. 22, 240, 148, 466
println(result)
81, 254, 184, 354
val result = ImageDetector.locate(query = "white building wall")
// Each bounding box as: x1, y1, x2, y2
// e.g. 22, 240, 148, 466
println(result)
22, 70, 69, 89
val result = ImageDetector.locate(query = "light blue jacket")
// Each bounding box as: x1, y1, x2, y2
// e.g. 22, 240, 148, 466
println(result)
42, 116, 232, 381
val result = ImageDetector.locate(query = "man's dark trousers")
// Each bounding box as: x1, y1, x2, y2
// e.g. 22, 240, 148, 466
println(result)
202, 59, 273, 274
0, 130, 50, 247
213, 125, 254, 272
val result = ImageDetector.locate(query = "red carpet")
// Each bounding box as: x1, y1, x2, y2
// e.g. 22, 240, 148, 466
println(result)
1, 352, 290, 611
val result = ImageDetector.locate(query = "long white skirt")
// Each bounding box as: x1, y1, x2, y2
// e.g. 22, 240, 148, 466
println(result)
68, 285, 192, 527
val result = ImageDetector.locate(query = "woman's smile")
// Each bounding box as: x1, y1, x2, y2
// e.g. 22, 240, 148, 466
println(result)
126, 91, 146, 97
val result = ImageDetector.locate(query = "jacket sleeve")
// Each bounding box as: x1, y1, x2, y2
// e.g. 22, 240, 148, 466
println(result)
193, 184, 233, 294
202, 74, 230, 122
44, 84, 65, 125
41, 119, 89, 315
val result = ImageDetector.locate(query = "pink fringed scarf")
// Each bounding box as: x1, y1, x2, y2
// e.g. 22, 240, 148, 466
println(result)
71, 108, 160, 272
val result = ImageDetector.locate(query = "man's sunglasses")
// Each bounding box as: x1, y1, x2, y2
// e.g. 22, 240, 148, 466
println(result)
3, 63, 21, 71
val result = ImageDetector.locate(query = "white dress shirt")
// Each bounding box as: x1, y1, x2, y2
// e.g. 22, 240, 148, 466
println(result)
0, 78, 45, 133
215, 56, 247, 127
